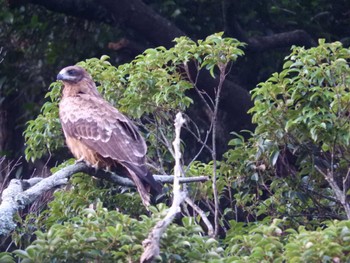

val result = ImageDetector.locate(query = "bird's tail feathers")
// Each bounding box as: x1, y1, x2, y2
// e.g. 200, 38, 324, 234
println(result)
126, 168, 151, 207
122, 162, 162, 193
146, 170, 162, 194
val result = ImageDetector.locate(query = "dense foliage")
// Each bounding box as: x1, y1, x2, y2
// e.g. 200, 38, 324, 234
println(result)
222, 40, 350, 222
1, 36, 350, 262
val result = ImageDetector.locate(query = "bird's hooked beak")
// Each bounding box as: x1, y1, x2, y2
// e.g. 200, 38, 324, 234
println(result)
56, 66, 86, 84
56, 68, 76, 82
57, 68, 69, 81
56, 73, 65, 81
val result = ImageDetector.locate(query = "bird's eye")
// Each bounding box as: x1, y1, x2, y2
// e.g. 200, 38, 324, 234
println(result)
67, 69, 76, 75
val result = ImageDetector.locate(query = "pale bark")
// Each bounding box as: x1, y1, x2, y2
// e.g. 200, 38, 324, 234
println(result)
0, 161, 207, 237
141, 113, 187, 263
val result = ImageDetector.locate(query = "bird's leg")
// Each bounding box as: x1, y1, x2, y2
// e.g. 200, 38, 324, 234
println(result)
92, 160, 104, 172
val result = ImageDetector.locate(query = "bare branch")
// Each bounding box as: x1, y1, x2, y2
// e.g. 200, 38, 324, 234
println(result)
0, 179, 23, 236
0, 159, 207, 237
141, 112, 187, 263
0, 162, 87, 236
343, 168, 350, 196
185, 196, 214, 237
211, 63, 228, 236
315, 165, 350, 219
247, 30, 316, 52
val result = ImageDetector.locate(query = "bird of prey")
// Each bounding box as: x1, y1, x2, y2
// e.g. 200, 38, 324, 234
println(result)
57, 65, 162, 206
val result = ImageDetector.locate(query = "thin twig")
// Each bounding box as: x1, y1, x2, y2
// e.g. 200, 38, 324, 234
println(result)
211, 63, 227, 236
183, 63, 214, 116
154, 115, 166, 174
158, 123, 175, 158
182, 123, 213, 153
343, 168, 350, 197
183, 114, 213, 172
185, 197, 214, 237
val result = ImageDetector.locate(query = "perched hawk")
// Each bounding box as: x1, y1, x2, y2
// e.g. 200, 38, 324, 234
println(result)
57, 65, 162, 206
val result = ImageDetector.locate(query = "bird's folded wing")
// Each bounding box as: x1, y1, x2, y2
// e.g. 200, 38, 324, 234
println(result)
60, 95, 147, 166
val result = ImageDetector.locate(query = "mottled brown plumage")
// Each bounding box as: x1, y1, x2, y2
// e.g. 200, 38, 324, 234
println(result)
57, 65, 161, 206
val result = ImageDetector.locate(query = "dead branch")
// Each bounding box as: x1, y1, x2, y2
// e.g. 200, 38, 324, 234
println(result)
184, 196, 214, 237
315, 165, 350, 219
0, 160, 207, 237
141, 112, 187, 263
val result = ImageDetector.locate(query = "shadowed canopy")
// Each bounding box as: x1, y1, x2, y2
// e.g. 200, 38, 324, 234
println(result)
57, 65, 161, 206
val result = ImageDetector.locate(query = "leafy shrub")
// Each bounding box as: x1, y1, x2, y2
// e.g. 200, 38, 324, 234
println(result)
221, 219, 350, 262
222, 40, 350, 223
13, 202, 224, 262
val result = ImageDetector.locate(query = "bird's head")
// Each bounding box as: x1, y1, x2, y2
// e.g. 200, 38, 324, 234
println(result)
57, 66, 91, 84
57, 65, 101, 97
